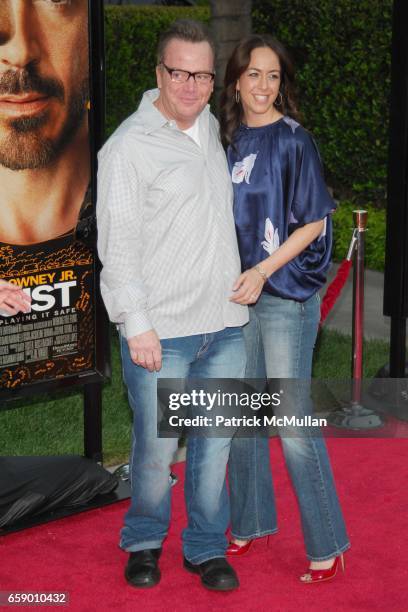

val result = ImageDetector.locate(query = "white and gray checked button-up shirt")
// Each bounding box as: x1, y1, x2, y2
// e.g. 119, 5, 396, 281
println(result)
97, 89, 248, 340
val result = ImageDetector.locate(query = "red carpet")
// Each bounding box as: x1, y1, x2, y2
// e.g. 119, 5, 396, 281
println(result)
1, 439, 408, 612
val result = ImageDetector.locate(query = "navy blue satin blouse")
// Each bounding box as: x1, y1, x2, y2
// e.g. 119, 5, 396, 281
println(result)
228, 116, 335, 301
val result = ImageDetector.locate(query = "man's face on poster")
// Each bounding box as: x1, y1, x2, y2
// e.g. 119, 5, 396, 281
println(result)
0, 0, 89, 171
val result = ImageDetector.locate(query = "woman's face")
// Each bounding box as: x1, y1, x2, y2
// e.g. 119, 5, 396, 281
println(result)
236, 46, 282, 127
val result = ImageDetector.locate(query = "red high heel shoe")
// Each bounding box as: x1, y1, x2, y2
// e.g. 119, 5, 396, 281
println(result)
226, 535, 271, 557
300, 554, 345, 583
226, 540, 253, 556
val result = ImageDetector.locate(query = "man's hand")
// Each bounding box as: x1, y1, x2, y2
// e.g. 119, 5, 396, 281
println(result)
0, 279, 31, 315
128, 329, 162, 372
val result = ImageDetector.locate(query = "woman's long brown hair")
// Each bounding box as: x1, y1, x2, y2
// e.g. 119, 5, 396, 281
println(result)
220, 34, 300, 149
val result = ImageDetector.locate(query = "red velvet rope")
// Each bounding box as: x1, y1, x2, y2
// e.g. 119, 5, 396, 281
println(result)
320, 259, 353, 325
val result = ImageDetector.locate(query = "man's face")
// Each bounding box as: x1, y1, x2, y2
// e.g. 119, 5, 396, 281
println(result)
0, 0, 89, 171
156, 39, 214, 130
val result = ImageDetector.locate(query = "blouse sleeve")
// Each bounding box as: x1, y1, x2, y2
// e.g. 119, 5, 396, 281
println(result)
291, 131, 335, 227
270, 127, 335, 301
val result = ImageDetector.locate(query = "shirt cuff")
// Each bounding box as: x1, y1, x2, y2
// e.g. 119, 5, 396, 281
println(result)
124, 311, 154, 339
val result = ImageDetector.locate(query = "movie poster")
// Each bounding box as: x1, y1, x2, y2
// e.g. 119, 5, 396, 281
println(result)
0, 0, 104, 392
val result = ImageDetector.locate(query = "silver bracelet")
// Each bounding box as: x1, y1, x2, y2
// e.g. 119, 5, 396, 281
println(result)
254, 264, 268, 281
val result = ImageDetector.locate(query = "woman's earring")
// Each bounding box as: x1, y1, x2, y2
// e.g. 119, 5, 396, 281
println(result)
235, 90, 240, 104
274, 91, 283, 107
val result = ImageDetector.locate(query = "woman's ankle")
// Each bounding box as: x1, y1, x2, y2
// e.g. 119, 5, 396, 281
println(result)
309, 557, 335, 570
231, 538, 249, 547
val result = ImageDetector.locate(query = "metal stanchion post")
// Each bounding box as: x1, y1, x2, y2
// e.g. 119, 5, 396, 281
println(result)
329, 210, 382, 429
351, 210, 367, 405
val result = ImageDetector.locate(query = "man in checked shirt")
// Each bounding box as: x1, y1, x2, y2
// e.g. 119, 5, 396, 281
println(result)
97, 20, 248, 591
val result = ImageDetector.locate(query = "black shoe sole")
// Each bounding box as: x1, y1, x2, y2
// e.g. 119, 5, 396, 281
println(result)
125, 570, 161, 589
183, 559, 239, 591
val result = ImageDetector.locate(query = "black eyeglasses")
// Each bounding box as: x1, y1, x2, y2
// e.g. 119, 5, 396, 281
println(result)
160, 63, 215, 84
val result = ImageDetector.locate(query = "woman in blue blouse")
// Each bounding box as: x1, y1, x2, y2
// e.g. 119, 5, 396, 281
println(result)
220, 35, 350, 583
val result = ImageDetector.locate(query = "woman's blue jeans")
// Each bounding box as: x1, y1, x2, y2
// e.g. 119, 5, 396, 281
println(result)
228, 293, 350, 561
120, 327, 246, 564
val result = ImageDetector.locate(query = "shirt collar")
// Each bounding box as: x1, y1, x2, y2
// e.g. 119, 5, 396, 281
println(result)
138, 88, 210, 137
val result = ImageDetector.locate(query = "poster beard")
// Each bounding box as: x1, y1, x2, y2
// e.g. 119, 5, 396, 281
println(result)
0, 66, 89, 171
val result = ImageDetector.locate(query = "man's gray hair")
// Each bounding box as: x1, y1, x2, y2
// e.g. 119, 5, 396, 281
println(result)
157, 19, 215, 64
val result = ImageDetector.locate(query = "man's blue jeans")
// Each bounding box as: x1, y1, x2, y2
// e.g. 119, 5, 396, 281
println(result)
120, 327, 246, 564
228, 293, 350, 561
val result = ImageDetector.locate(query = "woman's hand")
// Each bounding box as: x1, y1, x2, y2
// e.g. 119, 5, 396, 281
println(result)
0, 279, 31, 315
230, 268, 265, 305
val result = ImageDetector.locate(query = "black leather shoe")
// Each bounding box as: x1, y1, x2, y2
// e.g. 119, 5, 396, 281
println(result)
183, 557, 239, 591
125, 548, 162, 588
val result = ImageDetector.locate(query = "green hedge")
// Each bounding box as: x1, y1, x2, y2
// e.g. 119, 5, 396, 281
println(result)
253, 0, 392, 206
105, 6, 209, 137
